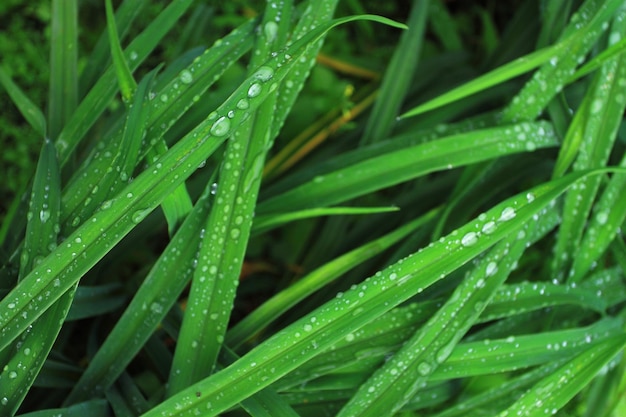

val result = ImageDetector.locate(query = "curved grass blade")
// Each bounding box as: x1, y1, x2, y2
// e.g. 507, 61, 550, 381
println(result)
48, 0, 77, 141
258, 121, 559, 214
140, 169, 616, 417
0, 66, 46, 137
499, 334, 626, 417
167, 11, 406, 396
227, 209, 438, 349
0, 14, 407, 357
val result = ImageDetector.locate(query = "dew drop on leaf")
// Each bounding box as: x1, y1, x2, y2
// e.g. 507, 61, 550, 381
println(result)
39, 210, 50, 223
180, 69, 193, 84
248, 83, 262, 98
461, 232, 478, 247
210, 116, 231, 137
499, 207, 516, 221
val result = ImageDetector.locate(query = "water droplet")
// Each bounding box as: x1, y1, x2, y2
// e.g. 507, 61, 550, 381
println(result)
8, 371, 17, 379
210, 183, 218, 195
248, 83, 262, 97
131, 209, 150, 224
180, 69, 193, 84
436, 341, 455, 363
39, 210, 50, 223
486, 262, 498, 276
160, 94, 168, 103
210, 116, 231, 137
417, 361, 432, 376
461, 232, 478, 247
482, 221, 496, 234
71, 217, 81, 227
236, 99, 250, 110
230, 228, 240, 239
264, 21, 278, 43
499, 207, 516, 221
596, 211, 608, 225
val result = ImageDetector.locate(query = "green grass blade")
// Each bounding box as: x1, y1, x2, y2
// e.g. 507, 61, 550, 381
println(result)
167, 0, 295, 395
65, 284, 125, 321
360, 0, 428, 145
252, 206, 399, 235
552, 17, 626, 282
0, 139, 67, 415
227, 209, 438, 349
501, 0, 621, 122
63, 183, 212, 404
79, 0, 149, 96
0, 66, 46, 137
500, 335, 626, 416
48, 0, 77, 141
258, 121, 559, 214
105, 0, 137, 103
480, 281, 607, 322
336, 221, 533, 416
270, 0, 340, 140
62, 69, 157, 233
15, 399, 110, 417
55, 0, 194, 164
0, 15, 406, 355
140, 170, 611, 417
398, 44, 564, 119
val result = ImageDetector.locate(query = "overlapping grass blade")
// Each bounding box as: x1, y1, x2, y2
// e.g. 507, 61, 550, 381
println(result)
63, 182, 212, 403
141, 169, 612, 417
0, 139, 66, 415
48, 0, 77, 141
499, 334, 626, 416
55, 0, 194, 164
0, 14, 406, 355
258, 121, 558, 214
227, 209, 437, 349
501, 0, 621, 122
552, 12, 626, 282
337, 221, 534, 416
166, 0, 296, 396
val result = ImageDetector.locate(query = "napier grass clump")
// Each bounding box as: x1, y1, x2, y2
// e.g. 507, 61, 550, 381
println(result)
1, 0, 626, 416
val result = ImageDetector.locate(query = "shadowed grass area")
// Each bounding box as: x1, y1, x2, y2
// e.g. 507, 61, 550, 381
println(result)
1, 1, 626, 416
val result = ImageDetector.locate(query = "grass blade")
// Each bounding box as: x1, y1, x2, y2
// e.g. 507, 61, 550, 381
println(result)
48, 0, 77, 141
0, 66, 46, 137
105, 0, 137, 103
360, 0, 429, 144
